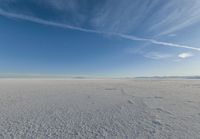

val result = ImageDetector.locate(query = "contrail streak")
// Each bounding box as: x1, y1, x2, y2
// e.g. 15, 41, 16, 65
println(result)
117, 34, 200, 51
1, 9, 200, 52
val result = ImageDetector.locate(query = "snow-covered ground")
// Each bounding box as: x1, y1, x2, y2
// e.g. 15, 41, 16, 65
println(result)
0, 79, 200, 139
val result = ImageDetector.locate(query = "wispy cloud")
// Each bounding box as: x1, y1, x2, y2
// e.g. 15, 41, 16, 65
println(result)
149, 0, 200, 36
1, 9, 200, 52
92, 0, 200, 36
144, 52, 172, 60
178, 52, 193, 59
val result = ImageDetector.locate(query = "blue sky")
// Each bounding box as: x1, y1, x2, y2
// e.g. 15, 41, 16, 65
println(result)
0, 0, 200, 77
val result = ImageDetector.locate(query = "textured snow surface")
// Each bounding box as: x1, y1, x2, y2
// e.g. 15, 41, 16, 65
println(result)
0, 79, 200, 139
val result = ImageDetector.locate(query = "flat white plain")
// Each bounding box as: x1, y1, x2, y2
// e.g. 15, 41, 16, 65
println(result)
0, 79, 200, 139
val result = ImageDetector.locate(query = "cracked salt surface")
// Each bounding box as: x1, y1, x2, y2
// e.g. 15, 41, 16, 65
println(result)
0, 79, 200, 139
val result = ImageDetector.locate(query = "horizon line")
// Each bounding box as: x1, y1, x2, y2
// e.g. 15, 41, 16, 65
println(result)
0, 73, 200, 79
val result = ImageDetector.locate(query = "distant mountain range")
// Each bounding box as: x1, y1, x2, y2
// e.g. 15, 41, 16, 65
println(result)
135, 76, 200, 79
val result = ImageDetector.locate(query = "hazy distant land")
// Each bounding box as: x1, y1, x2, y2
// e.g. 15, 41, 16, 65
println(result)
135, 76, 200, 80
0, 73, 200, 80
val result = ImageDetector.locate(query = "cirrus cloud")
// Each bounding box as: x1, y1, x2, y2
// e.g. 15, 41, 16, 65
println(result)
0, 0, 200, 53
144, 52, 172, 60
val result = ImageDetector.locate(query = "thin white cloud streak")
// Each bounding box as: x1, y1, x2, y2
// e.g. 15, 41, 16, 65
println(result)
117, 34, 200, 52
0, 9, 100, 34
1, 9, 200, 52
144, 52, 172, 60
